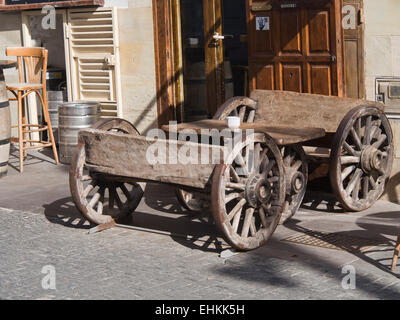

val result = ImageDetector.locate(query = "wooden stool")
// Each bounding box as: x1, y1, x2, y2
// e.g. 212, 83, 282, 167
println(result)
392, 233, 400, 271
6, 47, 58, 173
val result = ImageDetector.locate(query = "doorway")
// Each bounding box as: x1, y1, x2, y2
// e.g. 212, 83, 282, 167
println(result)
179, 0, 248, 121
157, 0, 345, 124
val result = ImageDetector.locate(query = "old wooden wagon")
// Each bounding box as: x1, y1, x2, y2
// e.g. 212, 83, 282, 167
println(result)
69, 90, 394, 250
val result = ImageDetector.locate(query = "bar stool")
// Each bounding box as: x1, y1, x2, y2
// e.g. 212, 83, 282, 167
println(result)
6, 47, 58, 173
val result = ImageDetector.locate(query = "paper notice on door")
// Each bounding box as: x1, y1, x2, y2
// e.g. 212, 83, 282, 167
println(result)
256, 16, 270, 31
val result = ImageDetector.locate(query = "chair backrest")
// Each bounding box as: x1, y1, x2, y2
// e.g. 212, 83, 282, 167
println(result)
6, 47, 47, 85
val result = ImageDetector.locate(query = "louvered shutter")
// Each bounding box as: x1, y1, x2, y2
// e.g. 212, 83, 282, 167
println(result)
66, 7, 122, 117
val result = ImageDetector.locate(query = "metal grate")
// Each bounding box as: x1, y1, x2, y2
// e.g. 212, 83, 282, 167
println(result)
283, 231, 383, 253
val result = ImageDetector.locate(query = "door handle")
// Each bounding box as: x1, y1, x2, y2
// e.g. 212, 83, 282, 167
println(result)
212, 32, 234, 41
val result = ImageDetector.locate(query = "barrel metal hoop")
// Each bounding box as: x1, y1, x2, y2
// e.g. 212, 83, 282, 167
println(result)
0, 101, 10, 109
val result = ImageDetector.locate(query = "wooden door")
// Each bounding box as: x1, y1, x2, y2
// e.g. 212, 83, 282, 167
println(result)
247, 0, 344, 96
203, 0, 225, 116
342, 0, 364, 99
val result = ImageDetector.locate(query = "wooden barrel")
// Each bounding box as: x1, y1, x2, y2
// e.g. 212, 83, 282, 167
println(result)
184, 60, 234, 121
0, 71, 10, 178
58, 101, 100, 164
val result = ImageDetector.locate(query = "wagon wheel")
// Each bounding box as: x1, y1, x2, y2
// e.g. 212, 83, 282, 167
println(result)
330, 106, 394, 212
69, 118, 144, 225
211, 132, 285, 250
280, 145, 308, 224
213, 96, 257, 123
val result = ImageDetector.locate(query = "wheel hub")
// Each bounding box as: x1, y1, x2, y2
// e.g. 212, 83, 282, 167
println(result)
361, 145, 387, 174
245, 174, 272, 208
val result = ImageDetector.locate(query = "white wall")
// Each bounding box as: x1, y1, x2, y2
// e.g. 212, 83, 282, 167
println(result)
364, 0, 400, 100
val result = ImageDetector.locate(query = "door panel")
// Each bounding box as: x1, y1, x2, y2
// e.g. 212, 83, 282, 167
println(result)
342, 0, 365, 98
310, 64, 332, 95
251, 64, 275, 90
282, 64, 302, 91
280, 12, 302, 53
308, 10, 330, 52
247, 0, 344, 96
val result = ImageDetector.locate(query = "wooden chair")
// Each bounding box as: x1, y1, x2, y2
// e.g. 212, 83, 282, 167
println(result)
392, 233, 400, 271
6, 47, 58, 172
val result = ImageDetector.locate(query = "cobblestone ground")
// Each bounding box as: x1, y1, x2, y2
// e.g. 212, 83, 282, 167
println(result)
0, 205, 400, 300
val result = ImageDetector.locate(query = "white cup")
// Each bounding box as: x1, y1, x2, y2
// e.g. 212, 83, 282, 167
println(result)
226, 116, 240, 129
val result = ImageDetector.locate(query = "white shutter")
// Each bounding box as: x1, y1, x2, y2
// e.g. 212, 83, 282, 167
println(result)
66, 7, 122, 118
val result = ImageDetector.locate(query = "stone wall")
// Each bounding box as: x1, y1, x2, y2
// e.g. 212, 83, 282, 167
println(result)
364, 1, 400, 202
116, 0, 158, 134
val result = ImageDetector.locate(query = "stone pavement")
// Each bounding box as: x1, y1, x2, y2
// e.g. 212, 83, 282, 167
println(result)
0, 149, 399, 300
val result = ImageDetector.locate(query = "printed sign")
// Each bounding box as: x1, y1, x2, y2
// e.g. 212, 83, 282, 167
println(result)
256, 16, 270, 31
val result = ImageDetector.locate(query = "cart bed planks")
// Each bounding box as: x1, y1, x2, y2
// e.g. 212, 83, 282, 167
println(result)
79, 128, 226, 189
251, 90, 385, 133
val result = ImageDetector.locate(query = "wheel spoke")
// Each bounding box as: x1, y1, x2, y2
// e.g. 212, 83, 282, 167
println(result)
343, 142, 357, 156
342, 165, 355, 181
88, 192, 101, 209
229, 165, 241, 183
249, 218, 257, 236
356, 117, 362, 138
341, 156, 360, 165
232, 205, 242, 233
247, 110, 256, 123
225, 192, 243, 204
258, 207, 268, 228
345, 169, 362, 195
372, 134, 387, 149
239, 106, 246, 122
352, 173, 361, 201
227, 198, 246, 222
83, 183, 95, 198
114, 189, 124, 210
109, 187, 115, 209
236, 153, 250, 176
120, 184, 131, 201
226, 182, 246, 190
350, 128, 363, 150
254, 143, 262, 171
362, 176, 369, 199
81, 175, 92, 182
363, 116, 372, 145
241, 208, 255, 238
263, 159, 276, 175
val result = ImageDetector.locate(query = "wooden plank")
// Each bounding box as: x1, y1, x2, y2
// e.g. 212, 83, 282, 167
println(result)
162, 119, 326, 145
80, 128, 225, 189
250, 89, 385, 133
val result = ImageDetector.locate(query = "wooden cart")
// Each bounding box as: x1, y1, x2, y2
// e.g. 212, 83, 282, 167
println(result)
69, 90, 394, 251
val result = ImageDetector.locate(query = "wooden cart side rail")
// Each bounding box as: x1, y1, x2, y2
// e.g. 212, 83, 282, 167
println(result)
79, 128, 226, 189
250, 90, 385, 133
